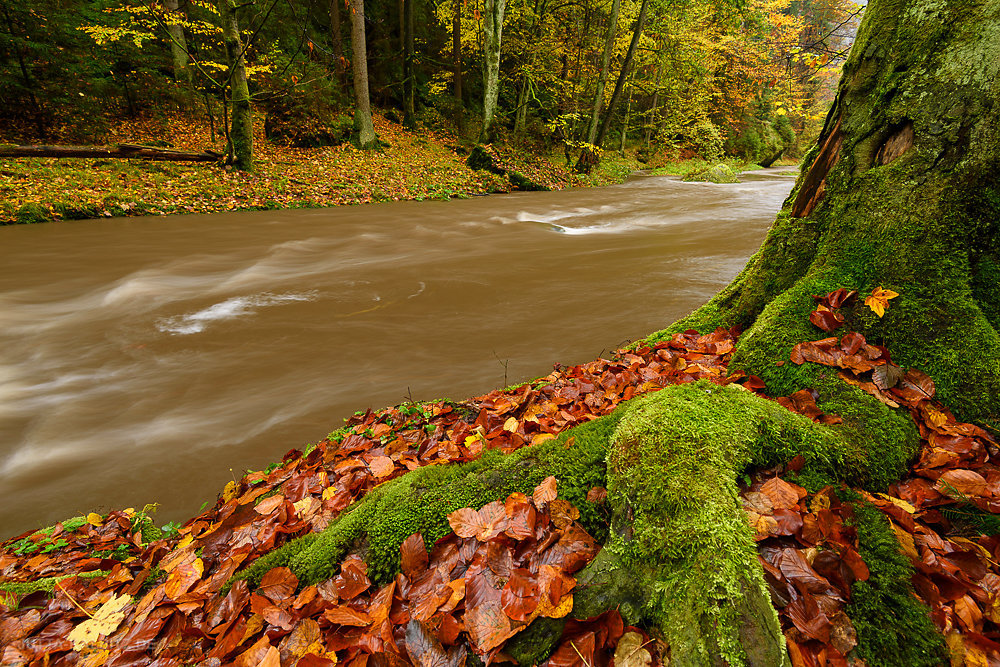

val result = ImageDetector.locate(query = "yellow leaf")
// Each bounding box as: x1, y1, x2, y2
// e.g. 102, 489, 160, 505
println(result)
222, 480, 238, 502
864, 287, 900, 318
530, 433, 555, 446
503, 416, 519, 432
87, 512, 104, 527
68, 593, 132, 651
322, 486, 338, 501
614, 631, 652, 667
876, 493, 916, 514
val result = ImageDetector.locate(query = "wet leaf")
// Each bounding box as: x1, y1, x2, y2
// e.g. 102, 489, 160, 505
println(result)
500, 568, 539, 621
935, 469, 989, 498
761, 478, 803, 510
404, 619, 466, 667
68, 593, 132, 650
533, 476, 558, 508
401, 533, 428, 580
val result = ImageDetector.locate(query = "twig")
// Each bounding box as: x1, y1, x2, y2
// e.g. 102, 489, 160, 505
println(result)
569, 640, 593, 667
55, 581, 94, 619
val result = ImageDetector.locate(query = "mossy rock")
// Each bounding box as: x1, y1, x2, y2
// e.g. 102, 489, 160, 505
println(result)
466, 145, 505, 175
15, 202, 52, 224
684, 163, 740, 184
508, 171, 550, 191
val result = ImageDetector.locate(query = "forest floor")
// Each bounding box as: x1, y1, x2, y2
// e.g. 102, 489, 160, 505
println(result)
0, 112, 652, 225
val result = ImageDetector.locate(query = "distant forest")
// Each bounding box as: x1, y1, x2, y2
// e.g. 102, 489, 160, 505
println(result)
0, 0, 859, 165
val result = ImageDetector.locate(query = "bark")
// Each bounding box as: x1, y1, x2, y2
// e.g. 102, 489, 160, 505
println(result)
237, 0, 1000, 662
0, 144, 223, 161
349, 0, 378, 148
479, 0, 507, 142
585, 0, 621, 146
163, 0, 192, 89
217, 0, 254, 171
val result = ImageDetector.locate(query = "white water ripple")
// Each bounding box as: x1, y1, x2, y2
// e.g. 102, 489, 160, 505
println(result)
156, 291, 319, 335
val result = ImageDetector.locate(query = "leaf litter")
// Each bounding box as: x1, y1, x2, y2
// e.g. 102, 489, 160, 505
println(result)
3, 289, 1000, 665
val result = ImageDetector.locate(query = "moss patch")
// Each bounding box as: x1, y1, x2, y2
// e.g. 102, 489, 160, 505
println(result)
846, 502, 946, 666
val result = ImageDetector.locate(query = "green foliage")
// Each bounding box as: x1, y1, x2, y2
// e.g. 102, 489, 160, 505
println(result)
847, 503, 947, 666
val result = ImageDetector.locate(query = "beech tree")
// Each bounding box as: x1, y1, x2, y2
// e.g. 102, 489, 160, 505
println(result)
238, 0, 1000, 662
216, 0, 254, 170
479, 0, 507, 142
349, 0, 378, 148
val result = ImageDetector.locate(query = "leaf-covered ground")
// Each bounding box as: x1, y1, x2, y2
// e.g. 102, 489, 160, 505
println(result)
3, 290, 1000, 665
0, 113, 641, 225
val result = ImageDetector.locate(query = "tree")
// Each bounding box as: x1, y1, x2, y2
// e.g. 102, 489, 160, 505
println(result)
585, 0, 621, 146
479, 0, 507, 142
575, 0, 648, 172
237, 0, 1000, 662
348, 0, 378, 147
216, 0, 254, 170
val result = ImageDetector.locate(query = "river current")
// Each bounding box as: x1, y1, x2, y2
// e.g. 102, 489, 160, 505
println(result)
0, 168, 796, 536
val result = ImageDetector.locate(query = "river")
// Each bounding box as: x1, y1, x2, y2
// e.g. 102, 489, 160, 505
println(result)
0, 168, 797, 536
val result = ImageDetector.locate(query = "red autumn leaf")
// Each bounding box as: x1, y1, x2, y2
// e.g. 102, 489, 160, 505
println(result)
369, 455, 395, 479
586, 487, 608, 504
778, 548, 834, 594
809, 306, 845, 332
761, 478, 803, 510
335, 555, 371, 600
324, 605, 372, 627
771, 509, 804, 536
447, 501, 508, 542
401, 533, 428, 580
257, 566, 298, 604
935, 469, 989, 497
823, 288, 857, 309
533, 476, 558, 508
464, 571, 518, 651
500, 568, 539, 621
504, 493, 537, 540
547, 631, 597, 667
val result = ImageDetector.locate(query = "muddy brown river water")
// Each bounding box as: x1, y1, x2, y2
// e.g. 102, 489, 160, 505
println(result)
0, 168, 797, 536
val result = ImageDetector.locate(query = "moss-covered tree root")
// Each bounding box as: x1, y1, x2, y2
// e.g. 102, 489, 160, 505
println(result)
232, 381, 927, 665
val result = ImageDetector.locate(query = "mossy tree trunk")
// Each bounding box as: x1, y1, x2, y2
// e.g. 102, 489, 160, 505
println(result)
217, 0, 253, 171
479, 0, 506, 143
239, 0, 1000, 663
349, 0, 378, 148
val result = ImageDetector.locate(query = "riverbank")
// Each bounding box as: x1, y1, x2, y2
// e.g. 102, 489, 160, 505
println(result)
0, 112, 647, 225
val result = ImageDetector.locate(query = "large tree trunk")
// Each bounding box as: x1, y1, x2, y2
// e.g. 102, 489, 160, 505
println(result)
349, 0, 378, 148
242, 0, 1000, 662
217, 0, 254, 171
479, 0, 507, 143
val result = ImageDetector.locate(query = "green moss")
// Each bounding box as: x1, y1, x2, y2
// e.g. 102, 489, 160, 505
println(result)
0, 570, 109, 607
603, 382, 889, 665
847, 503, 946, 666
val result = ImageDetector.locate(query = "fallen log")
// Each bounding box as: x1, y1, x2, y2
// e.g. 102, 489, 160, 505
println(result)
0, 143, 224, 162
